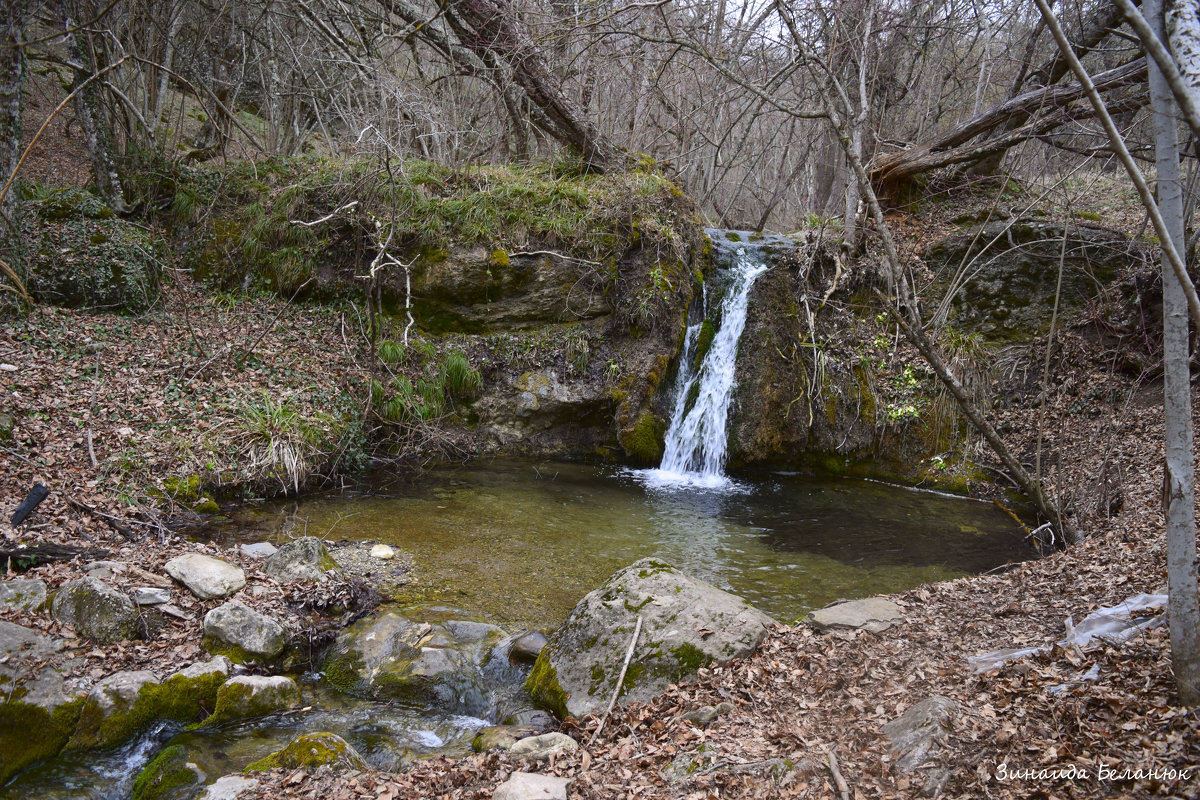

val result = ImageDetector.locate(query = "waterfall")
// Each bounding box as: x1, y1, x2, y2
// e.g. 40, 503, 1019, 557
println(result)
640, 246, 768, 490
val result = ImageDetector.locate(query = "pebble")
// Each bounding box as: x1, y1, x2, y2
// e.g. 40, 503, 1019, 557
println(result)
133, 587, 170, 605
369, 544, 396, 560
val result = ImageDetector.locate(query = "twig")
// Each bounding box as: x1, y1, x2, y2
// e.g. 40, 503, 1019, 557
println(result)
825, 747, 850, 800
65, 496, 141, 541
591, 615, 642, 744
233, 278, 314, 369
86, 352, 100, 469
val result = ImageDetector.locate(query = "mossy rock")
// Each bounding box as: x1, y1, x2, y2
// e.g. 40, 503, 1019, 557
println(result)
199, 675, 300, 727
0, 694, 84, 784
244, 732, 367, 773
30, 187, 115, 221
693, 319, 716, 370
619, 410, 665, 464
131, 745, 203, 800
25, 216, 161, 313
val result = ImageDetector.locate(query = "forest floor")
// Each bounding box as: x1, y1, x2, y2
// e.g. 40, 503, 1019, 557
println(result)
2, 122, 1198, 798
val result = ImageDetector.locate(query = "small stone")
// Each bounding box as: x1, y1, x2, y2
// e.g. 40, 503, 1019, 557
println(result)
0, 364, 16, 372
203, 601, 286, 662
239, 542, 278, 559
165, 554, 245, 600
493, 772, 572, 800
510, 630, 548, 663
0, 578, 48, 611
51, 576, 138, 644
116, 426, 134, 437
133, 587, 170, 605
509, 732, 579, 762
369, 544, 396, 560
196, 775, 260, 800
682, 701, 735, 727
244, 732, 367, 772
84, 560, 127, 580
472, 725, 521, 752
808, 597, 904, 634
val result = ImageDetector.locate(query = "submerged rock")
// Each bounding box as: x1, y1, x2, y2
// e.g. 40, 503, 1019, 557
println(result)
472, 725, 522, 752
525, 558, 776, 719
165, 554, 246, 600
130, 744, 204, 800
51, 576, 139, 643
321, 610, 497, 715
0, 621, 82, 784
244, 732, 368, 773
265, 537, 340, 582
807, 597, 904, 634
202, 675, 300, 726
202, 600, 286, 663
0, 577, 48, 611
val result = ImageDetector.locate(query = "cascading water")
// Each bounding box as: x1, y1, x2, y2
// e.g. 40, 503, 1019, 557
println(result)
640, 239, 769, 490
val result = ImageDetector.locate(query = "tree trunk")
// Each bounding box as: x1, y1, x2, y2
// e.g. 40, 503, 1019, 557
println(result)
1152, 0, 1200, 707
62, 3, 130, 213
446, 0, 627, 172
1, 0, 27, 238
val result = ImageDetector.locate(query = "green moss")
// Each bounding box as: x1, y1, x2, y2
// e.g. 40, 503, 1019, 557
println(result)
244, 732, 365, 773
671, 643, 709, 670
131, 745, 200, 800
193, 498, 220, 514
322, 650, 367, 694
621, 410, 665, 464
1072, 211, 1103, 222
201, 636, 254, 665
489, 248, 511, 268
198, 678, 298, 727
693, 319, 715, 370
0, 695, 84, 784
162, 475, 201, 503
524, 650, 570, 719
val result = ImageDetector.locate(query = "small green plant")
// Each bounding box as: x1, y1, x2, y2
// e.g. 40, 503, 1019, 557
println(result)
604, 357, 623, 383
236, 393, 323, 493
441, 350, 482, 398
378, 340, 405, 364
565, 328, 590, 374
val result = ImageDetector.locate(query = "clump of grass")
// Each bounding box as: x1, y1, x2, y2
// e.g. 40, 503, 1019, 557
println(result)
441, 350, 481, 398
236, 392, 323, 494
378, 340, 405, 364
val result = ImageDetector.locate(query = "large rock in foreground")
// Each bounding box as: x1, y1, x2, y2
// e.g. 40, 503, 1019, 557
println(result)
525, 559, 776, 719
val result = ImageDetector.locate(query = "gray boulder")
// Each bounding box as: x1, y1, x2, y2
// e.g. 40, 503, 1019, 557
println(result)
525, 559, 776, 719
202, 601, 285, 663
51, 576, 139, 643
197, 776, 260, 800
265, 537, 339, 582
0, 577, 48, 611
0, 621, 82, 783
165, 554, 245, 600
808, 597, 904, 634
510, 630, 548, 663
202, 675, 301, 726
509, 732, 579, 762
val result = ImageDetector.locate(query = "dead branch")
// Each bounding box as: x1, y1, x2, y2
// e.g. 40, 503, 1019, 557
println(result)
590, 614, 642, 745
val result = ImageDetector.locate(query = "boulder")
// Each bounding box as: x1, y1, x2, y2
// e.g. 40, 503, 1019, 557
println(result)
165, 554, 245, 600
202, 601, 286, 663
525, 559, 776, 718
0, 621, 83, 784
808, 597, 904, 634
509, 732, 579, 762
882, 696, 960, 796
244, 732, 368, 773
131, 744, 205, 800
265, 537, 340, 582
493, 772, 572, 800
51, 576, 139, 643
239, 542, 277, 559
0, 577, 48, 611
202, 675, 301, 727
67, 670, 161, 750
322, 611, 491, 714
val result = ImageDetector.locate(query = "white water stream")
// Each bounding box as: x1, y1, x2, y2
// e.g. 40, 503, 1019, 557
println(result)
639, 246, 768, 490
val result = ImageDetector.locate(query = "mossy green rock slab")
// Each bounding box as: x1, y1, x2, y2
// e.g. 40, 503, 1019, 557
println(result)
0, 577, 48, 611
244, 732, 367, 772
201, 675, 300, 726
51, 576, 139, 643
525, 558, 777, 719
0, 621, 83, 784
